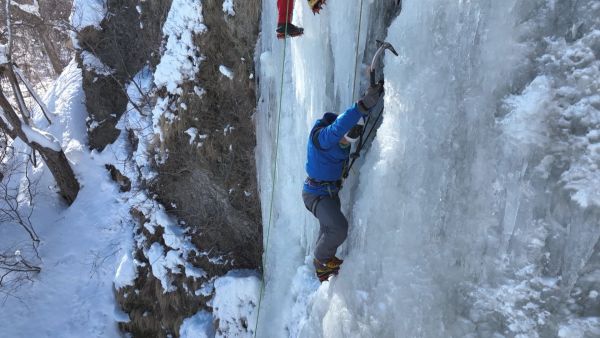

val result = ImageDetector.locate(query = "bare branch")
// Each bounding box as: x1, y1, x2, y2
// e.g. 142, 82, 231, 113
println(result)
13, 66, 51, 124
4, 63, 31, 124
5, 0, 12, 60
0, 65, 79, 204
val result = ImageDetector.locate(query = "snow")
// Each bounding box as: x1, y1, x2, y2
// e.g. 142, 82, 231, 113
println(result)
211, 270, 261, 337
180, 311, 215, 337
153, 0, 207, 94
219, 65, 234, 79
180, 270, 260, 337
12, 0, 40, 17
185, 127, 198, 144
0, 60, 130, 337
0, 43, 7, 64
114, 251, 137, 289
132, 192, 205, 287
21, 122, 62, 151
146, 242, 178, 292
80, 51, 115, 76
70, 0, 107, 29
222, 0, 235, 16
152, 0, 207, 144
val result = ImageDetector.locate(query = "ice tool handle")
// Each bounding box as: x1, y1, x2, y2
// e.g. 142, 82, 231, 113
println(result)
369, 40, 398, 87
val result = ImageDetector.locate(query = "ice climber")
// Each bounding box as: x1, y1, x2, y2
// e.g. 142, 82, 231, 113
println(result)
276, 0, 328, 39
302, 82, 384, 282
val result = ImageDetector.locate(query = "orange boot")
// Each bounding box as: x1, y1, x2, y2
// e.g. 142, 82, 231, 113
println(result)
314, 256, 343, 282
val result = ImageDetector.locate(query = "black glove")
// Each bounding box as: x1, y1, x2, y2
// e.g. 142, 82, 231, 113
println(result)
357, 82, 384, 114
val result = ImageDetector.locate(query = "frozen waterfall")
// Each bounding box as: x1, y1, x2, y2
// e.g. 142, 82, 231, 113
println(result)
256, 0, 600, 337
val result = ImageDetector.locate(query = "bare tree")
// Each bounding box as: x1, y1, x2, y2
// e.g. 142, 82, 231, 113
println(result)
0, 0, 79, 204
1, 0, 73, 79
0, 138, 39, 243
0, 133, 41, 295
10, 0, 66, 75
0, 248, 41, 295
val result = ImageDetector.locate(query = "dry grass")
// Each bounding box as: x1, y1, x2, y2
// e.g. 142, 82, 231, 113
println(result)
116, 1, 263, 336
153, 0, 263, 270
77, 0, 173, 150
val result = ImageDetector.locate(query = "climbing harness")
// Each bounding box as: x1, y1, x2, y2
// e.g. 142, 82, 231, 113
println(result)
254, 1, 399, 334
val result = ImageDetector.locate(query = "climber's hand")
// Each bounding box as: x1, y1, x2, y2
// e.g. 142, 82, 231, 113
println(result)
357, 81, 384, 114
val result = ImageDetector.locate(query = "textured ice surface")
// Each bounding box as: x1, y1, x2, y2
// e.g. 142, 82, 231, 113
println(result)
256, 0, 600, 337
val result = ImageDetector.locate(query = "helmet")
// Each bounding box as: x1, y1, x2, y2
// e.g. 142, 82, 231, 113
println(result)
344, 117, 365, 143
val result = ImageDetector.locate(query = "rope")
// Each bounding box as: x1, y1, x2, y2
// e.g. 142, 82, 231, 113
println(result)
344, 0, 366, 180
254, 0, 366, 335
343, 101, 384, 178
351, 0, 365, 101
253, 0, 291, 336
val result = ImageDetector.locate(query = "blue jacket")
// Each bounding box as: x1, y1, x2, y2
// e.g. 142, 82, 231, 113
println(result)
303, 103, 363, 196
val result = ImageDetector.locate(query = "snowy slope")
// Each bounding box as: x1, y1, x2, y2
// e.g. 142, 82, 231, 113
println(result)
256, 0, 600, 337
0, 61, 129, 337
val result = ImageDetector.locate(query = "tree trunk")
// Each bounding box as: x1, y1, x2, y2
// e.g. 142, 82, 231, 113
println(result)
37, 25, 64, 75
11, 4, 64, 75
0, 75, 79, 205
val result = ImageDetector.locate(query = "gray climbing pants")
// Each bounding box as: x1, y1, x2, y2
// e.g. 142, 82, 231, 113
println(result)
302, 191, 349, 262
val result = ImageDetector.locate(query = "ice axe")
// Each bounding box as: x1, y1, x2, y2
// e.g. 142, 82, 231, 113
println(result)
369, 40, 398, 86
342, 40, 398, 179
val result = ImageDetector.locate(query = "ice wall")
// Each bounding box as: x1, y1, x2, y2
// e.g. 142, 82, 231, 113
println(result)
257, 0, 600, 337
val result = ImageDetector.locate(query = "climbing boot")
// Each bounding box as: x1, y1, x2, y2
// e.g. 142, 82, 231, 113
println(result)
308, 0, 327, 14
276, 23, 304, 39
314, 257, 343, 282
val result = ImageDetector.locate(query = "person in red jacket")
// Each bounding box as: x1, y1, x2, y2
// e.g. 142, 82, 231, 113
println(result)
276, 0, 327, 39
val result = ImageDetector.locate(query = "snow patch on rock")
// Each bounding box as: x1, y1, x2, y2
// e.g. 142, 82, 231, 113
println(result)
219, 65, 234, 79
81, 51, 115, 76
222, 0, 235, 16
154, 0, 207, 94
180, 311, 215, 338
212, 270, 260, 337
70, 0, 106, 29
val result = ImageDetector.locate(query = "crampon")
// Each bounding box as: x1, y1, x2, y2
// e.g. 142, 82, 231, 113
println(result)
314, 257, 343, 282
308, 0, 327, 14
276, 23, 304, 39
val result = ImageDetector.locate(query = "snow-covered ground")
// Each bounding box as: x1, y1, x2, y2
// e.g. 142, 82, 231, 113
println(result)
256, 0, 600, 337
0, 61, 129, 337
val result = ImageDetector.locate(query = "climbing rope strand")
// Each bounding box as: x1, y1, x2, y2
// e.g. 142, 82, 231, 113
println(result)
255, 0, 367, 334
344, 102, 384, 178
351, 0, 365, 102
253, 0, 291, 336
342, 0, 366, 180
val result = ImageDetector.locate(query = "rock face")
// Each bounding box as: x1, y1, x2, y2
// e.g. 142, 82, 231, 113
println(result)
76, 0, 263, 336
77, 0, 171, 150
153, 0, 262, 272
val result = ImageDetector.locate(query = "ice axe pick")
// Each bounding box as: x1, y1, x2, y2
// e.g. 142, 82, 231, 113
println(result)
369, 40, 398, 86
